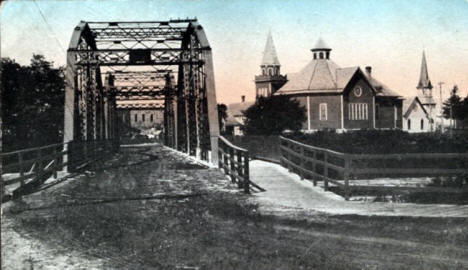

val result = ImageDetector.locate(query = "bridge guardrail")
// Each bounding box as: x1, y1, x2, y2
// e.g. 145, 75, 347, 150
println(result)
218, 136, 250, 193
1, 139, 115, 198
279, 136, 468, 200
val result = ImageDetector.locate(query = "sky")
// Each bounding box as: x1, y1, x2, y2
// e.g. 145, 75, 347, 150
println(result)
1, 0, 468, 104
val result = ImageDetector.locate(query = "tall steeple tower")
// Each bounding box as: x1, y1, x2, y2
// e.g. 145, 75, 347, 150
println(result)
255, 31, 287, 99
416, 50, 436, 130
417, 51, 435, 107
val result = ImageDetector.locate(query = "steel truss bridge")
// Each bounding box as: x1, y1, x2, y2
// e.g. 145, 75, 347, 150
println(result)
64, 19, 220, 165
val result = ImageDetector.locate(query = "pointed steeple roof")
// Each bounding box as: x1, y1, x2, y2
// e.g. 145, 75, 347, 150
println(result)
261, 31, 280, 66
417, 51, 433, 89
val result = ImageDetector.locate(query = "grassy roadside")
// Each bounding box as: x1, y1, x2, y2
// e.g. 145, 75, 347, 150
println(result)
3, 146, 468, 269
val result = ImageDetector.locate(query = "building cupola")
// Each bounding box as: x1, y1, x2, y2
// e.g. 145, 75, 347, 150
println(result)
311, 38, 331, 60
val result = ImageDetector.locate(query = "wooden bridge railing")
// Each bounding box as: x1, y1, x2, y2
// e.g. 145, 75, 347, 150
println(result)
1, 139, 115, 197
218, 136, 250, 193
279, 136, 468, 200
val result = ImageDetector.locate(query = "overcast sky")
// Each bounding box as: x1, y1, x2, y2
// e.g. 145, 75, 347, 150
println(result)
2, 0, 468, 104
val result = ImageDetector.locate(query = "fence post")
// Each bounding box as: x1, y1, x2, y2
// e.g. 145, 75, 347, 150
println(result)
53, 146, 58, 179
312, 150, 317, 186
18, 152, 25, 186
324, 151, 329, 191
37, 148, 44, 180
218, 142, 223, 169
237, 151, 243, 188
223, 145, 229, 173
229, 148, 235, 183
300, 146, 305, 180
344, 155, 350, 200
244, 152, 250, 194
279, 138, 284, 167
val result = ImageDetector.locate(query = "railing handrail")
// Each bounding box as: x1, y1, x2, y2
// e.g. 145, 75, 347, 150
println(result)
1, 142, 68, 157
219, 135, 248, 152
279, 136, 468, 201
217, 135, 251, 193
279, 136, 346, 157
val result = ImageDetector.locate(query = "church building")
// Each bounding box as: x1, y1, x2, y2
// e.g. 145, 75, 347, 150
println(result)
402, 51, 437, 132
274, 38, 403, 131
254, 31, 288, 99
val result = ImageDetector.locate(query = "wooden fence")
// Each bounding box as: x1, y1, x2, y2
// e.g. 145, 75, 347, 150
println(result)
218, 136, 251, 193
279, 136, 468, 200
1, 139, 115, 199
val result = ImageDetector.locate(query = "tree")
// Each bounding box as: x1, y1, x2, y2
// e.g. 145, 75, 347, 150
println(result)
242, 95, 306, 135
442, 85, 468, 127
217, 103, 227, 133
1, 55, 65, 152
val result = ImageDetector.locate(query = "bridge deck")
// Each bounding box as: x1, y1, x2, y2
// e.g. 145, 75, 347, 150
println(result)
249, 160, 468, 217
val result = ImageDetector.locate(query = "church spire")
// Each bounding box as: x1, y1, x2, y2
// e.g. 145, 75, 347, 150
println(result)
261, 31, 280, 66
417, 50, 433, 90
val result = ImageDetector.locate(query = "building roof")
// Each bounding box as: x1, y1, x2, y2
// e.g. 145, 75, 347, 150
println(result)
224, 115, 243, 127
275, 53, 401, 97
403, 96, 429, 119
226, 101, 254, 117
364, 73, 402, 97
261, 31, 280, 66
312, 38, 331, 51
417, 51, 433, 90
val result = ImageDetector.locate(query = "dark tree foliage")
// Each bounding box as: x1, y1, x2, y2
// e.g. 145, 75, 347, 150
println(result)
1, 55, 65, 152
243, 95, 306, 135
217, 103, 227, 132
442, 85, 468, 126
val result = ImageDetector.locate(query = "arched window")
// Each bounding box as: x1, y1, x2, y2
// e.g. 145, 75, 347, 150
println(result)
421, 119, 424, 130
319, 52, 324, 59
268, 68, 273, 76
407, 119, 411, 130
262, 68, 266, 75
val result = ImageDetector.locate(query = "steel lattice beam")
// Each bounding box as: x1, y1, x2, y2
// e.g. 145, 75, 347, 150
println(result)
64, 19, 220, 168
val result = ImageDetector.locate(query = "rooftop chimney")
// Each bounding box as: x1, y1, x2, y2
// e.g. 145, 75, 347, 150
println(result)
365, 66, 372, 75
241, 95, 245, 103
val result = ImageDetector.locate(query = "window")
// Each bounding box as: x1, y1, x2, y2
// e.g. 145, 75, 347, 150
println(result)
314, 53, 317, 60
262, 68, 266, 75
150, 114, 154, 122
421, 119, 424, 130
326, 51, 330, 59
134, 114, 138, 122
375, 104, 380, 120
349, 103, 368, 120
408, 119, 411, 130
142, 114, 145, 122
268, 68, 273, 76
319, 52, 324, 59
257, 87, 269, 97
319, 103, 327, 121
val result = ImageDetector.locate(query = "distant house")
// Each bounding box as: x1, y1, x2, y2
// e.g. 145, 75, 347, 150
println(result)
225, 96, 254, 136
118, 109, 164, 130
275, 38, 403, 131
403, 51, 437, 132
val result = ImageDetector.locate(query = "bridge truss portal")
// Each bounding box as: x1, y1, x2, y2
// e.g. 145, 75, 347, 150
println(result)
64, 19, 220, 166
